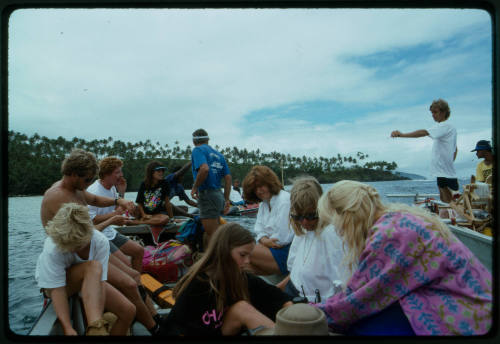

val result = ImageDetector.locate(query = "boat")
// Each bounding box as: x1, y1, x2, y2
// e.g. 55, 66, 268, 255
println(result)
387, 192, 493, 272
225, 203, 259, 217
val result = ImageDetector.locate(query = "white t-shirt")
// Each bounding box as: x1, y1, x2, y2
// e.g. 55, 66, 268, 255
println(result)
427, 121, 457, 178
254, 190, 294, 246
35, 230, 109, 289
229, 188, 244, 203
87, 180, 119, 240
287, 224, 349, 301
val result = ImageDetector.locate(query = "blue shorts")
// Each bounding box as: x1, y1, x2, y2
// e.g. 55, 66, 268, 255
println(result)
436, 177, 459, 191
269, 243, 291, 275
346, 301, 415, 336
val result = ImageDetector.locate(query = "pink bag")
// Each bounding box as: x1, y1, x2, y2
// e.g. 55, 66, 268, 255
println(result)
142, 240, 193, 283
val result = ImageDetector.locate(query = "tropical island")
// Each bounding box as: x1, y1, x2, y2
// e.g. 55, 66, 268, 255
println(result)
8, 131, 408, 196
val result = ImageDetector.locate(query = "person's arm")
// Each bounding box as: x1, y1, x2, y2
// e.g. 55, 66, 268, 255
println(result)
185, 198, 198, 207
84, 190, 135, 212
191, 163, 209, 200
276, 275, 291, 291
222, 174, 232, 214
172, 204, 195, 218
391, 129, 429, 138
115, 177, 127, 198
136, 203, 148, 219
94, 214, 127, 231
264, 194, 294, 246
174, 161, 192, 181
49, 287, 77, 335
164, 196, 174, 219
248, 274, 294, 320
453, 147, 458, 161
93, 232, 110, 281
92, 208, 125, 226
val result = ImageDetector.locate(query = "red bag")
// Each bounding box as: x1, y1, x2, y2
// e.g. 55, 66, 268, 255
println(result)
142, 240, 193, 283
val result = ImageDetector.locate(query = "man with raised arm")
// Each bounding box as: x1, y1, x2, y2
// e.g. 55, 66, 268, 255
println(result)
391, 99, 459, 203
164, 161, 198, 218
190, 129, 231, 246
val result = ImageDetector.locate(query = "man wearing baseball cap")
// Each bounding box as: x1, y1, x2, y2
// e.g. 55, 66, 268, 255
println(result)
471, 140, 494, 184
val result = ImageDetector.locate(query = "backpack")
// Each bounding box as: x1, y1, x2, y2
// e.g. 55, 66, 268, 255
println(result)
142, 239, 193, 283
175, 216, 204, 252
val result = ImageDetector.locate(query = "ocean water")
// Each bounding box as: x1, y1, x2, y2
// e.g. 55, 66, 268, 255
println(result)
7, 179, 466, 335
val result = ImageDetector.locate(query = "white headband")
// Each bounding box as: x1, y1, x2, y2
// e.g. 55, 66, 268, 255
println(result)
193, 135, 209, 139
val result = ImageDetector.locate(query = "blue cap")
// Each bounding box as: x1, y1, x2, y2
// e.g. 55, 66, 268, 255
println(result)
153, 166, 167, 171
471, 140, 492, 152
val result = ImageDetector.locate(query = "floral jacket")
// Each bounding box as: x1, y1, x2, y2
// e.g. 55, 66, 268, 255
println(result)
313, 211, 492, 335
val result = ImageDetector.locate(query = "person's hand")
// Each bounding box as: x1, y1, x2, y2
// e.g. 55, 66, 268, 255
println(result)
116, 176, 127, 195
223, 199, 231, 214
391, 130, 402, 138
260, 237, 282, 249
191, 187, 199, 200
111, 215, 127, 226
114, 206, 126, 216
117, 199, 136, 213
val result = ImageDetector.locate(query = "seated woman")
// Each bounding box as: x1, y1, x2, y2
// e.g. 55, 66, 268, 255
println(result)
160, 223, 293, 336
35, 203, 136, 336
135, 161, 173, 226
276, 176, 348, 302
312, 180, 492, 335
242, 165, 294, 276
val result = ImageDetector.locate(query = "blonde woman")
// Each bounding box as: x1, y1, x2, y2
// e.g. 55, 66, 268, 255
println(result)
35, 203, 136, 335
312, 180, 492, 335
242, 166, 294, 275
276, 176, 348, 302
160, 223, 293, 336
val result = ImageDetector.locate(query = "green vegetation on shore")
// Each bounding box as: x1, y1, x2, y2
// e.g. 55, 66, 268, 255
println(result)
8, 131, 407, 196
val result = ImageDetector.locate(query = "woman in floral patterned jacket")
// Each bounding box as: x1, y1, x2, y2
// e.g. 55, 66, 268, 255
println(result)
313, 180, 492, 336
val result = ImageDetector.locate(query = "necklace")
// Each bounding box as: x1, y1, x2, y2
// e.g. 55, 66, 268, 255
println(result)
302, 232, 316, 264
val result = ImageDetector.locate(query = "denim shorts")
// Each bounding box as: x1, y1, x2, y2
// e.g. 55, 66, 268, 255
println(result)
269, 243, 291, 275
198, 189, 225, 219
111, 232, 129, 248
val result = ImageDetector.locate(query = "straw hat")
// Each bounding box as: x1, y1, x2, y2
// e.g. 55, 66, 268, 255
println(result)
255, 304, 329, 336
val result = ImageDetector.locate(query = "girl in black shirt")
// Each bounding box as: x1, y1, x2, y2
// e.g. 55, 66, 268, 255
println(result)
161, 223, 293, 336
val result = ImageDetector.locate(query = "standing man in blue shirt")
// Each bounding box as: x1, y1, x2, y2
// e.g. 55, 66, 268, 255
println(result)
190, 128, 231, 246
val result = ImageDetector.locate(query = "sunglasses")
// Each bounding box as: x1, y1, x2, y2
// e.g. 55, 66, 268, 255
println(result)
290, 213, 318, 221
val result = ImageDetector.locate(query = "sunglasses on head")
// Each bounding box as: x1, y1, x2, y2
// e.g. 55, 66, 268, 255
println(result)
290, 213, 318, 221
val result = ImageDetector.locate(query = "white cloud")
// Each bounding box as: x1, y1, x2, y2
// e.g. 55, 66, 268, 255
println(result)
8, 8, 492, 180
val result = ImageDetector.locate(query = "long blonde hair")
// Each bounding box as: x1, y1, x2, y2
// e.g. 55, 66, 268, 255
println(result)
173, 223, 255, 314
45, 203, 94, 252
318, 180, 452, 274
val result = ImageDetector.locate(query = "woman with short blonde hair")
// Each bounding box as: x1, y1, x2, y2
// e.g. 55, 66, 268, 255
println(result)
313, 180, 492, 335
36, 203, 136, 336
277, 176, 347, 302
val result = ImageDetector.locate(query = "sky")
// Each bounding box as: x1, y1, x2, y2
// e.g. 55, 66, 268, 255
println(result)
8, 8, 493, 179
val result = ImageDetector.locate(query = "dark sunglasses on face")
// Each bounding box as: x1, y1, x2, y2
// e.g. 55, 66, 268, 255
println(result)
290, 213, 319, 221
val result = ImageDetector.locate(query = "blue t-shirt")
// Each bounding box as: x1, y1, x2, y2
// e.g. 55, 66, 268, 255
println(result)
165, 173, 190, 202
191, 144, 230, 191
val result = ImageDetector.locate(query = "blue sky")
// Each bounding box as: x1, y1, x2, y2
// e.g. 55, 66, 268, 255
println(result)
8, 8, 493, 179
